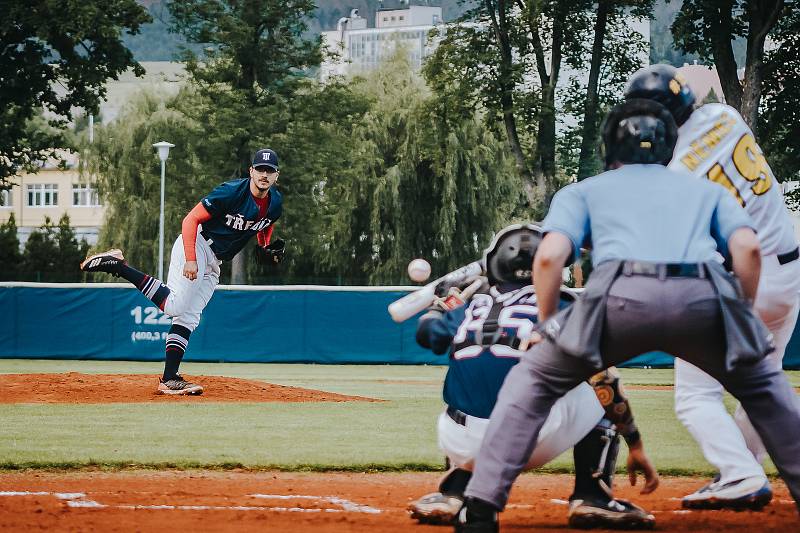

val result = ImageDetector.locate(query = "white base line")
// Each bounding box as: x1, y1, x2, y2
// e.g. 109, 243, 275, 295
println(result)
0, 490, 382, 514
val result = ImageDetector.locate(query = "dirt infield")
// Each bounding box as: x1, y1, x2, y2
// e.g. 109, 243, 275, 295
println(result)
0, 373, 381, 403
0, 471, 796, 531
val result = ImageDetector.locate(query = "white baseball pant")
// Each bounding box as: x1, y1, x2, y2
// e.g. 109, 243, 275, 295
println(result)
675, 254, 800, 484
438, 381, 603, 471
162, 232, 222, 331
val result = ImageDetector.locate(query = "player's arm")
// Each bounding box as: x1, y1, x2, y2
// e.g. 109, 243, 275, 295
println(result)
712, 188, 761, 302
591, 369, 659, 494
181, 203, 213, 280
729, 228, 760, 303
416, 307, 465, 355
533, 232, 573, 321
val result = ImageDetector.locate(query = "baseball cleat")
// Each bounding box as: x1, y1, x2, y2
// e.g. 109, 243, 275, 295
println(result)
454, 497, 499, 533
408, 491, 463, 524
157, 375, 204, 395
681, 475, 772, 510
568, 497, 655, 530
80, 249, 126, 274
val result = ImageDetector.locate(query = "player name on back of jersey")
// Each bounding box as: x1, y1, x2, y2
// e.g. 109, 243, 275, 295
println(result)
679, 112, 737, 172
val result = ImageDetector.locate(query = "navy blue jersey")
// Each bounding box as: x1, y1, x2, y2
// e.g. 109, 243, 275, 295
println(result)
199, 178, 283, 261
417, 285, 574, 419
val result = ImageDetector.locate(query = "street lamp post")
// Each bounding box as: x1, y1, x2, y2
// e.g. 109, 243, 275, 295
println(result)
152, 141, 175, 280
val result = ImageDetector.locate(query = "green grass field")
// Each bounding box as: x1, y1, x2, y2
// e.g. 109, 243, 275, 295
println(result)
1, 359, 798, 475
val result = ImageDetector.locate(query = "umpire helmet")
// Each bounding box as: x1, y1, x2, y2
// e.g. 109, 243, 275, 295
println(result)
483, 223, 543, 285
601, 99, 679, 169
624, 64, 696, 126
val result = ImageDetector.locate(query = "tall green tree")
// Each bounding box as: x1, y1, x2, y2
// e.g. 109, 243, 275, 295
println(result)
0, 0, 150, 187
575, 1, 652, 180
0, 213, 21, 281
323, 51, 523, 284
759, 8, 800, 180
167, 0, 323, 282
21, 214, 89, 282
672, 0, 793, 128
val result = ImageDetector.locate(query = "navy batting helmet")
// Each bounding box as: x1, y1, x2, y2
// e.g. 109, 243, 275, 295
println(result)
483, 223, 543, 285
624, 64, 696, 126
601, 99, 679, 169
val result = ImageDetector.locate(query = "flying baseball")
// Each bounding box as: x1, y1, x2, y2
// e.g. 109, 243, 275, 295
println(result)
407, 258, 431, 283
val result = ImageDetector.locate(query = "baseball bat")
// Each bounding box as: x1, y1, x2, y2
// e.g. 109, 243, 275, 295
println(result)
388, 260, 485, 323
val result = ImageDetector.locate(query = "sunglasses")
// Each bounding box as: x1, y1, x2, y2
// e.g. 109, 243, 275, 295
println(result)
253, 166, 278, 174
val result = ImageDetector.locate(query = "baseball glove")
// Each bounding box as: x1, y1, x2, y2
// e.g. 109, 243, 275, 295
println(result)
256, 239, 286, 266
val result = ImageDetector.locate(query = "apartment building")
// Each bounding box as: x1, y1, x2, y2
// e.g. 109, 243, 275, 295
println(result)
320, 4, 443, 81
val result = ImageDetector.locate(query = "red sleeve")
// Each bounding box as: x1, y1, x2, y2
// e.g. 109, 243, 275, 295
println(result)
182, 203, 213, 261
257, 225, 275, 247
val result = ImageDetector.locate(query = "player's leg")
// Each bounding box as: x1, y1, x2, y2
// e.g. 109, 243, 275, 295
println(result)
157, 237, 220, 395
682, 348, 800, 512
674, 358, 768, 508
411, 383, 602, 525
564, 376, 655, 529
80, 248, 170, 309
525, 381, 602, 468
459, 341, 596, 531
407, 411, 479, 524
733, 259, 800, 463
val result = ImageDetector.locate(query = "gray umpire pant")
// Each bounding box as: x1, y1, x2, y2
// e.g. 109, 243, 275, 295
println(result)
464, 275, 800, 511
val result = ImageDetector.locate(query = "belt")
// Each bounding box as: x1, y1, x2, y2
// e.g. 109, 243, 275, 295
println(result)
778, 247, 799, 265
199, 230, 215, 248
446, 406, 468, 426
621, 261, 706, 279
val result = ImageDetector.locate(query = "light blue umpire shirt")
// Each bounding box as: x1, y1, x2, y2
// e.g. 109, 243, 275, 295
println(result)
542, 164, 755, 266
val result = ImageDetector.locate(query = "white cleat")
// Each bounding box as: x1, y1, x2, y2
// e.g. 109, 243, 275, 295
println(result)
682, 475, 772, 510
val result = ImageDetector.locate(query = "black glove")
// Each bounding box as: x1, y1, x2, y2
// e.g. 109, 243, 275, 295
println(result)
257, 239, 285, 266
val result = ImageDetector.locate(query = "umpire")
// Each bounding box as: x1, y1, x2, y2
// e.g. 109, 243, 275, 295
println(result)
455, 99, 800, 532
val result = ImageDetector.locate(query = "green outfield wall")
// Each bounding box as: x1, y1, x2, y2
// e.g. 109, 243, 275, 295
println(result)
2, 283, 798, 368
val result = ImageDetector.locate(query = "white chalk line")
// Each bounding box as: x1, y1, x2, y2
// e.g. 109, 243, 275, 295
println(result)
0, 490, 381, 514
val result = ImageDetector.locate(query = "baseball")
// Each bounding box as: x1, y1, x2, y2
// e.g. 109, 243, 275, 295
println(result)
407, 258, 431, 283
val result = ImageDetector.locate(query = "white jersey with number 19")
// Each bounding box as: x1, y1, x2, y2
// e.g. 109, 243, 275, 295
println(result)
667, 103, 797, 256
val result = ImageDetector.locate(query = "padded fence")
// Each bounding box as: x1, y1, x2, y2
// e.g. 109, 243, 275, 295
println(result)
1, 283, 799, 368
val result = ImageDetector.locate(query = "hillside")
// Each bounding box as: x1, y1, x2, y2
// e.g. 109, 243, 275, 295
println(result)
123, 0, 473, 61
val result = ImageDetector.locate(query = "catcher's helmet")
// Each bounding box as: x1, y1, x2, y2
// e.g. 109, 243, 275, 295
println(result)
624, 64, 696, 127
483, 223, 543, 285
601, 99, 679, 169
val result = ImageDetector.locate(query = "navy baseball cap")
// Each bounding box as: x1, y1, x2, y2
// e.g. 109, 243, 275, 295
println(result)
252, 148, 279, 170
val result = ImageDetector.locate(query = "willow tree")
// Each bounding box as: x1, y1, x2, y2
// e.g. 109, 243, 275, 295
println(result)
322, 52, 523, 284
84, 90, 209, 278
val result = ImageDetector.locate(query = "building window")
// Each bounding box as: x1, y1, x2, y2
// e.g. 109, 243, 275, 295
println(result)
0, 189, 11, 207
26, 184, 58, 207
383, 17, 388, 22
399, 16, 404, 21
72, 183, 102, 207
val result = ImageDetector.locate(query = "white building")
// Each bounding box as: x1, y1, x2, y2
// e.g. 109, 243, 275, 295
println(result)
320, 5, 444, 81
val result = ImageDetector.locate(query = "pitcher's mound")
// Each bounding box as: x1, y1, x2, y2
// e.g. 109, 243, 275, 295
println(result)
0, 373, 381, 404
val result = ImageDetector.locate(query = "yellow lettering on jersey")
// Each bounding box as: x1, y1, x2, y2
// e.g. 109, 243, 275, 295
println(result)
681, 151, 702, 171
707, 163, 745, 207
732, 133, 772, 196
679, 114, 736, 171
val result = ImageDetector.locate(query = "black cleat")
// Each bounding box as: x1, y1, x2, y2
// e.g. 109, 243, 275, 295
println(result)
80, 249, 126, 274
568, 497, 655, 530
454, 497, 499, 533
157, 375, 204, 395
